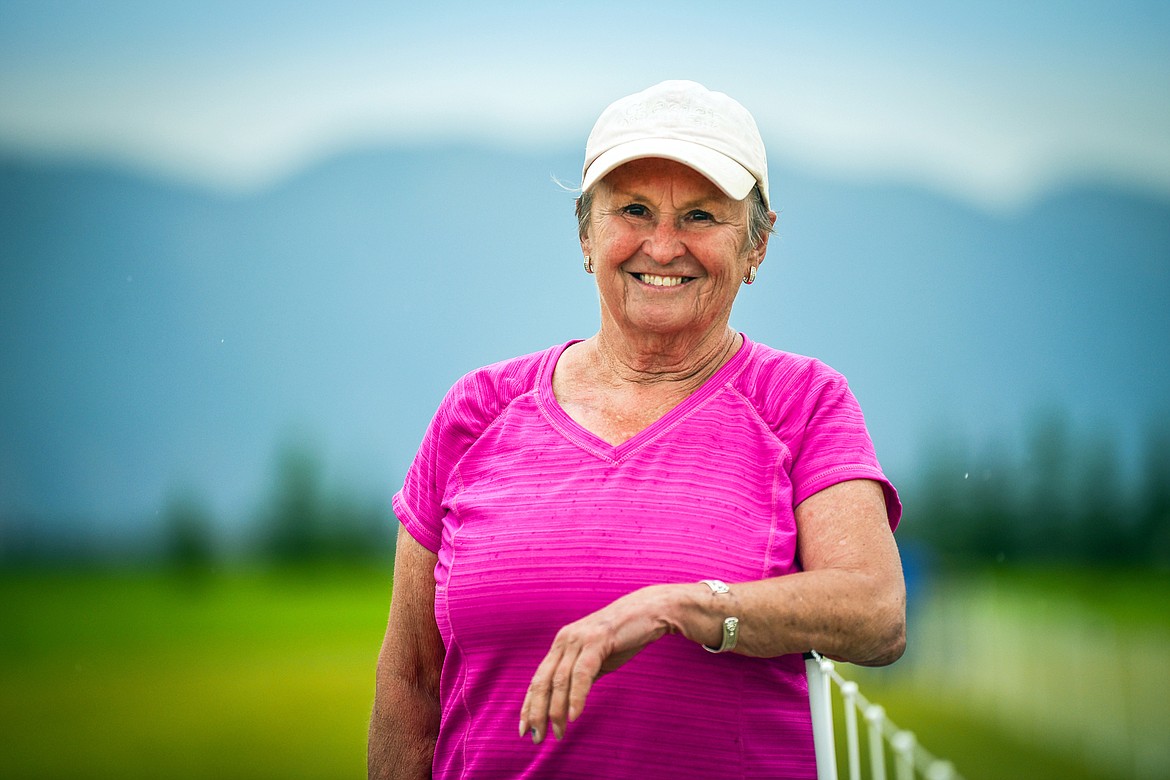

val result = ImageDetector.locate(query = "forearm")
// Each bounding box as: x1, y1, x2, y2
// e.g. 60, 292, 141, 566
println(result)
665, 480, 907, 666
520, 567, 904, 745
368, 669, 440, 780
668, 568, 905, 665
745, 568, 905, 664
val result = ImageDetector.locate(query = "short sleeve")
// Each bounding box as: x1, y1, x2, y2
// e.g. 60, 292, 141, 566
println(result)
786, 368, 902, 530
392, 397, 451, 554
390, 349, 546, 553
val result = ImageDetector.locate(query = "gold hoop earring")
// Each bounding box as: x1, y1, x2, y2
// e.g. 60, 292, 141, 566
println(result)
584, 255, 594, 274
743, 266, 757, 285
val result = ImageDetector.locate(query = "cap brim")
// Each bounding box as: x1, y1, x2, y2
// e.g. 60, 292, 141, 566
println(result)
581, 138, 759, 203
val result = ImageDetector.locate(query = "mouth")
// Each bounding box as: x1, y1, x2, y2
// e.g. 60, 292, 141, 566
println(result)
631, 272, 695, 288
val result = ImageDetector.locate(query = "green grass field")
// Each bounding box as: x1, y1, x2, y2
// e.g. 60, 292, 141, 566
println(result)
1, 563, 1165, 778
1, 565, 392, 779
846, 565, 1170, 780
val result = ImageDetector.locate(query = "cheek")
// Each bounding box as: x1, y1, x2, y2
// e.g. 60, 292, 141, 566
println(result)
706, 237, 751, 277
593, 233, 640, 266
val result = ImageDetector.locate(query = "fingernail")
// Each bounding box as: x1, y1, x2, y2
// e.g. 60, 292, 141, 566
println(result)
553, 723, 564, 741
531, 728, 542, 745
518, 721, 526, 738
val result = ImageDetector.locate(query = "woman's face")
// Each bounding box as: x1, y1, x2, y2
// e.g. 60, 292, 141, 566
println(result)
581, 158, 770, 345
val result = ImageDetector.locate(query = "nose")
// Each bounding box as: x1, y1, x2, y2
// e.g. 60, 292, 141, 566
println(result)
642, 220, 685, 266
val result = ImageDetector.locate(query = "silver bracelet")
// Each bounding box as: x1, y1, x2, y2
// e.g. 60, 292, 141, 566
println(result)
699, 580, 740, 653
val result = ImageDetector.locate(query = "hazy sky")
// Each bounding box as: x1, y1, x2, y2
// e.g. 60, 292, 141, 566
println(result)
2, 0, 1168, 209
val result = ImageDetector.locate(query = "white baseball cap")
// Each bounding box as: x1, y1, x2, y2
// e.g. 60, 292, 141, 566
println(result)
581, 80, 770, 209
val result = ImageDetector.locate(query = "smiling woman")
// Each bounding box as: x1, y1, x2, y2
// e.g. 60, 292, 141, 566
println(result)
368, 80, 906, 780
582, 158, 769, 353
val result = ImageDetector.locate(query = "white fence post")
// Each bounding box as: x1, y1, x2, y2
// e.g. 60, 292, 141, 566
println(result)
865, 704, 887, 780
892, 730, 916, 780
806, 650, 963, 780
806, 652, 838, 780
841, 681, 861, 780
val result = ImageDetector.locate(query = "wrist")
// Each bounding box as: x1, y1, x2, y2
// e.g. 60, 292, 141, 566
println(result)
697, 579, 740, 653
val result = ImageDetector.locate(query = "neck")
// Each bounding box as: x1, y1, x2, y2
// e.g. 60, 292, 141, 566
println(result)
590, 324, 742, 388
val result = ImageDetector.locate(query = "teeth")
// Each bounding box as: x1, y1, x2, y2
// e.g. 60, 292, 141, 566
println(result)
637, 274, 688, 287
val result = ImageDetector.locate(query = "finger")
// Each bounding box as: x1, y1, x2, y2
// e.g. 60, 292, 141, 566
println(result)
546, 640, 583, 740
567, 647, 603, 722
520, 646, 564, 744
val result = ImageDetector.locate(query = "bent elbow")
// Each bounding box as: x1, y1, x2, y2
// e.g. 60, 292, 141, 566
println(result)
859, 598, 907, 667
873, 623, 907, 666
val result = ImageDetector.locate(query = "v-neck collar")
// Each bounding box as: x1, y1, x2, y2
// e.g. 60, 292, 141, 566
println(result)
536, 334, 754, 462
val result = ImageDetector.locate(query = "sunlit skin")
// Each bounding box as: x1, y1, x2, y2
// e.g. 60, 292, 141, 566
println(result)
550, 159, 777, 447
581, 158, 772, 367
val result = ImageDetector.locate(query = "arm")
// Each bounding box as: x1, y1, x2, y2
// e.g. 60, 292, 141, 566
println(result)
518, 479, 905, 744
368, 525, 445, 780
723, 478, 905, 663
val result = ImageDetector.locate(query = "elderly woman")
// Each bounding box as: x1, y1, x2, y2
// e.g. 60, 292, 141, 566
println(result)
369, 80, 905, 780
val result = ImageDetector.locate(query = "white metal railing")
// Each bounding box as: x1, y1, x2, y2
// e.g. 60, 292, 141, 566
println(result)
806, 651, 962, 780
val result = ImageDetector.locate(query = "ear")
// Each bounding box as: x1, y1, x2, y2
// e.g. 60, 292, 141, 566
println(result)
576, 193, 593, 257
746, 210, 777, 272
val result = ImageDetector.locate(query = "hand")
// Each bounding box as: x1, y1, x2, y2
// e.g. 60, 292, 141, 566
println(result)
517, 585, 676, 745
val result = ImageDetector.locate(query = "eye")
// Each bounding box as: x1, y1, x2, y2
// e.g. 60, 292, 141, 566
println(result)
687, 210, 715, 222
621, 203, 649, 217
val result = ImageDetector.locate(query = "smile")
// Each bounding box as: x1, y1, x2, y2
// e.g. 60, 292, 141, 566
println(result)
632, 273, 694, 287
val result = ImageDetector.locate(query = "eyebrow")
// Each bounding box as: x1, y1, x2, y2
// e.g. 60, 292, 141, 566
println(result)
603, 184, 729, 211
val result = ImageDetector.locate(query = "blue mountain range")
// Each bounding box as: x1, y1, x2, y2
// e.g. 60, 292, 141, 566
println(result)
2, 146, 1168, 549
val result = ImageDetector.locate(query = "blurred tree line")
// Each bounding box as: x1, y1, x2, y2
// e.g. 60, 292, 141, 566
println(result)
901, 411, 1170, 567
0, 439, 395, 569
162, 440, 396, 570
3, 412, 1167, 570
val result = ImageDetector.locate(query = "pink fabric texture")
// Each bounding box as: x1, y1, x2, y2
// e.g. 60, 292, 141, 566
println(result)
393, 335, 900, 779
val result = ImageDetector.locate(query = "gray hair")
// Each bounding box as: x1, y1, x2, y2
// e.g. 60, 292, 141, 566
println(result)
575, 185, 774, 253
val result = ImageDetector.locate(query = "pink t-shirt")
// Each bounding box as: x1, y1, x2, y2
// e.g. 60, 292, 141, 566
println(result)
393, 335, 900, 780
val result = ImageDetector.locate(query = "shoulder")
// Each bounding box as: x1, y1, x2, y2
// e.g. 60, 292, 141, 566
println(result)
730, 338, 863, 445
454, 347, 548, 402
735, 340, 848, 414
435, 344, 555, 437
